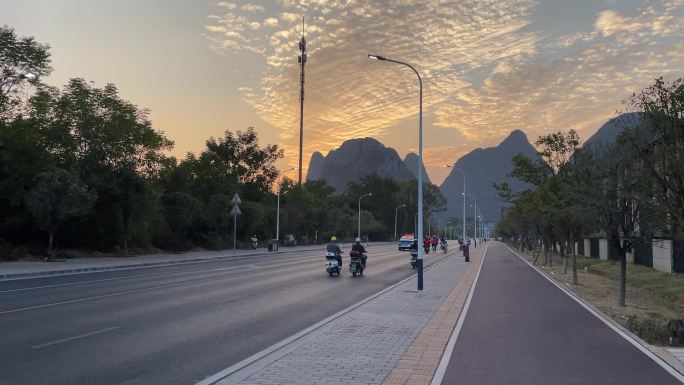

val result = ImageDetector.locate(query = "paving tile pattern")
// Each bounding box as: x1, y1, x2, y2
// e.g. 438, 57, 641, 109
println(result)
382, 247, 485, 385
217, 251, 473, 385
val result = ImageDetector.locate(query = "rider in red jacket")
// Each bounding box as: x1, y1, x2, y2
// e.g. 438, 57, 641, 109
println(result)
423, 236, 431, 251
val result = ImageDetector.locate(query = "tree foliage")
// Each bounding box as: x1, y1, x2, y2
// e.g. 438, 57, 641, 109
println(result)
25, 168, 95, 256
498, 78, 683, 306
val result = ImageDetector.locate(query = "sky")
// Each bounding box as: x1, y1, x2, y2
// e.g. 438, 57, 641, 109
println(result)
3, 0, 684, 185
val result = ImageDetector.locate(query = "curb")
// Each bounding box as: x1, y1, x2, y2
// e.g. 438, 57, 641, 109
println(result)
0, 242, 394, 281
505, 244, 684, 383
196, 250, 457, 385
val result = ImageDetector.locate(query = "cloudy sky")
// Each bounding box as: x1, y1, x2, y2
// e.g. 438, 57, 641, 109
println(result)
4, 0, 684, 184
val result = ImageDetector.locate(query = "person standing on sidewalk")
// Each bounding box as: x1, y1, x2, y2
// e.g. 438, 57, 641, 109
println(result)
463, 240, 470, 262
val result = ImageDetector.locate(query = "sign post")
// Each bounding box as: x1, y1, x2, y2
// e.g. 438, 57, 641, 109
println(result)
229, 194, 242, 255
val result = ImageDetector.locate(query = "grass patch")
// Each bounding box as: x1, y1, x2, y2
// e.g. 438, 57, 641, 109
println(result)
517, 247, 684, 346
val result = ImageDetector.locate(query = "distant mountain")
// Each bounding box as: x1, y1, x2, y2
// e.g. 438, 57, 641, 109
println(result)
403, 153, 431, 185
584, 112, 641, 149
306, 151, 325, 181
305, 138, 415, 191
439, 130, 538, 226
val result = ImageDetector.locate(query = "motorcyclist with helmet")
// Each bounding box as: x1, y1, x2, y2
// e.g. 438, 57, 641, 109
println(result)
326, 236, 343, 268
423, 235, 431, 253
351, 237, 367, 268
430, 235, 439, 251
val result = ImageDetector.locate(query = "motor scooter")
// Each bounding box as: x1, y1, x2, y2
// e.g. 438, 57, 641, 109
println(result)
349, 250, 365, 277
325, 252, 341, 276
410, 250, 418, 269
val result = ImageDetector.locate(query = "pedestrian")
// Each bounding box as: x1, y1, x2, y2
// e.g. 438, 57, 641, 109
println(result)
463, 240, 470, 262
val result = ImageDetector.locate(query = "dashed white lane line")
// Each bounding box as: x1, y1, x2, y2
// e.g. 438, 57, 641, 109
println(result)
31, 326, 120, 349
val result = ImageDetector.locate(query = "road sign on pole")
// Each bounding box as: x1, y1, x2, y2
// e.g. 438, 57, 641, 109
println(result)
229, 205, 241, 217
230, 193, 242, 206
230, 194, 242, 255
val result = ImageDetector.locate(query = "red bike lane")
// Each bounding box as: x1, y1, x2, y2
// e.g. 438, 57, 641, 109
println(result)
440, 242, 682, 385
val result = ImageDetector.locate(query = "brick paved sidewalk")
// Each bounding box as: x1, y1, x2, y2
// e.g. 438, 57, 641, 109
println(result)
205, 246, 487, 385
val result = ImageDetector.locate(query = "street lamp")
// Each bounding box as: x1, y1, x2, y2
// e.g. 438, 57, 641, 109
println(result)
358, 193, 373, 239
368, 53, 425, 291
445, 164, 466, 242
463, 193, 477, 241
394, 204, 406, 241
276, 167, 297, 243
1, 72, 36, 89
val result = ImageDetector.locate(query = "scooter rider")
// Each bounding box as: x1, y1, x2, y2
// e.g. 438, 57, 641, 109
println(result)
351, 238, 367, 268
326, 236, 342, 268
423, 236, 431, 253
431, 235, 439, 251
409, 239, 419, 253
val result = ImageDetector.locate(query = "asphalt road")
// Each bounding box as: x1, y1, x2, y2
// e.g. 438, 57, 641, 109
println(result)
0, 243, 447, 385
442, 242, 682, 385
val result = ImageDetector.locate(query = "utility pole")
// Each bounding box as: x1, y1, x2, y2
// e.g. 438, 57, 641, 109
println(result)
297, 18, 307, 185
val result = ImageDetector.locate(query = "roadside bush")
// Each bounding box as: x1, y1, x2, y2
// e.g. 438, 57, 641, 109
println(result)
624, 315, 683, 346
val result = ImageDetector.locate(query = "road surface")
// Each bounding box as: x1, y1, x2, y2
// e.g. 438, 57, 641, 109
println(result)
0, 243, 444, 385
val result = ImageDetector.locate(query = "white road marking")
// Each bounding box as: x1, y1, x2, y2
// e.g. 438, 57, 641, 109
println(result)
0, 270, 256, 316
0, 247, 407, 316
31, 326, 120, 349
0, 265, 252, 294
1, 247, 400, 293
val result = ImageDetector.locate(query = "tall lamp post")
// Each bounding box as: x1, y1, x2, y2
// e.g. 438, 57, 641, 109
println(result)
445, 164, 466, 241
297, 19, 307, 185
394, 204, 406, 241
464, 193, 477, 241
368, 54, 424, 291
276, 167, 297, 243
358, 193, 373, 239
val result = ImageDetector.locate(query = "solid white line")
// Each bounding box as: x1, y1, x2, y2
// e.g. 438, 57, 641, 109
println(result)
430, 243, 488, 385
0, 247, 423, 316
0, 265, 253, 294
31, 326, 120, 349
195, 251, 457, 385
0, 245, 400, 290
0, 243, 396, 282
504, 244, 684, 383
0, 266, 254, 316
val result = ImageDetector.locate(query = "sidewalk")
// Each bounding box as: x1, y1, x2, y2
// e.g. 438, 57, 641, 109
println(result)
0, 243, 386, 280
198, 245, 487, 385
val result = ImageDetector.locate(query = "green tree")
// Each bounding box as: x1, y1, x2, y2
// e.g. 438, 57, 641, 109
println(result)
202, 127, 283, 194
0, 25, 51, 120
162, 192, 201, 250
621, 77, 684, 236
113, 167, 157, 256
590, 143, 654, 306
25, 168, 95, 257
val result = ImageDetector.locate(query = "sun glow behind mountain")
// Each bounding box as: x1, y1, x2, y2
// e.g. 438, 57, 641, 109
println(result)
205, 0, 684, 184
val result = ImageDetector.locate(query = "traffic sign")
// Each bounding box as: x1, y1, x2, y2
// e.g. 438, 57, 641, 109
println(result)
229, 205, 242, 216
230, 193, 242, 206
